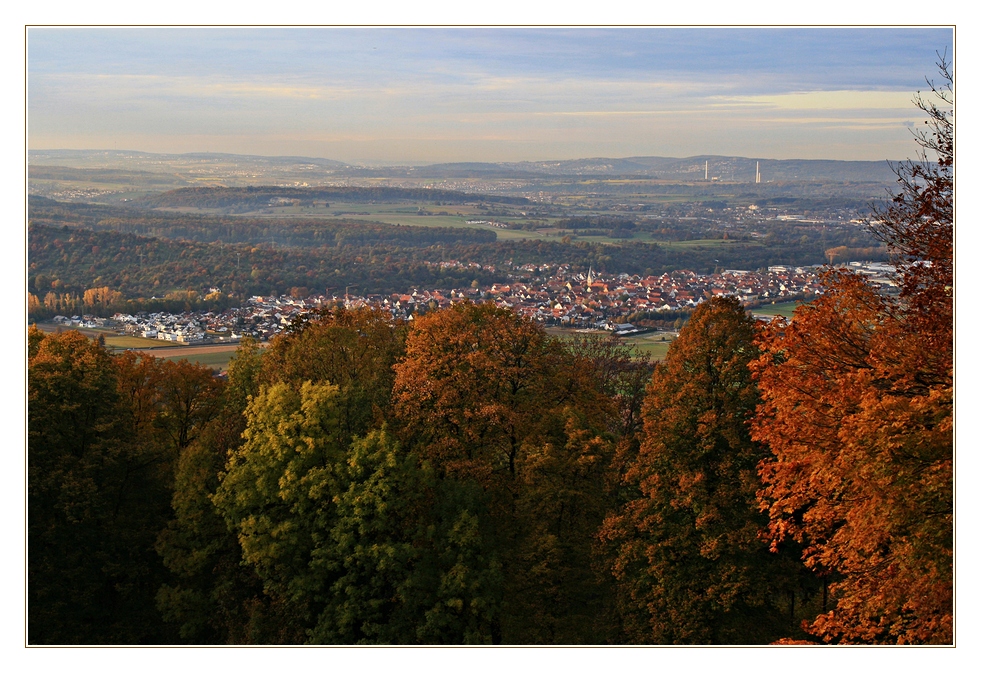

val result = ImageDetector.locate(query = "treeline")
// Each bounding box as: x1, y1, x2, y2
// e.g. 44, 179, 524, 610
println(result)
95, 214, 495, 248
27, 223, 508, 311
27, 287, 237, 322
133, 186, 531, 210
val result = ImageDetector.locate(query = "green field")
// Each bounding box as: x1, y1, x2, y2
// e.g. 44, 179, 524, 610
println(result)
103, 334, 183, 350
35, 323, 178, 350
751, 300, 811, 318
161, 350, 237, 371
545, 328, 676, 361
620, 334, 675, 360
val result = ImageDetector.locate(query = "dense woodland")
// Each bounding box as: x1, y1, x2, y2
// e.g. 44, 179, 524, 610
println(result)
27, 69, 952, 645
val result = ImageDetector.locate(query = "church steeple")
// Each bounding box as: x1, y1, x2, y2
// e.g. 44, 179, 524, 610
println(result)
586, 266, 594, 292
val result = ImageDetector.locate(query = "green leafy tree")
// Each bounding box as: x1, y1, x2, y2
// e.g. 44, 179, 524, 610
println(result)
212, 380, 348, 629
155, 340, 302, 644
308, 430, 502, 644
211, 375, 503, 644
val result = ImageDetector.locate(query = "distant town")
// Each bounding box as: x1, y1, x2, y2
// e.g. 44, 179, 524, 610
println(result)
50, 260, 897, 345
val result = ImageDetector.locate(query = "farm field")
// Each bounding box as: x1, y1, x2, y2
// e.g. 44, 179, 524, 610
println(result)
34, 322, 179, 349
619, 333, 676, 360
545, 327, 676, 361
103, 334, 187, 350
34, 322, 247, 371
159, 347, 241, 371
244, 204, 549, 241
751, 299, 810, 318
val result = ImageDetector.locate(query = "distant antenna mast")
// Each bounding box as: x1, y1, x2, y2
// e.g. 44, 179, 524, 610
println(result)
756, 161, 761, 184
705, 160, 708, 180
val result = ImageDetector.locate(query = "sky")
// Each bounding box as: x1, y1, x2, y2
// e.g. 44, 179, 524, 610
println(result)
28, 26, 954, 165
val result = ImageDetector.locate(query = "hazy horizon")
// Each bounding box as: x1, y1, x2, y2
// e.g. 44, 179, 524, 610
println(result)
28, 27, 952, 165
27, 147, 907, 168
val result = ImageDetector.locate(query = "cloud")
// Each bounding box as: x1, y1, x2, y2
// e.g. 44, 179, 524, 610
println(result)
714, 90, 917, 111
28, 27, 949, 162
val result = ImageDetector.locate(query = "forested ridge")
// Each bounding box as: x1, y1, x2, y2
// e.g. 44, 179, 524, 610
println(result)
27, 67, 952, 645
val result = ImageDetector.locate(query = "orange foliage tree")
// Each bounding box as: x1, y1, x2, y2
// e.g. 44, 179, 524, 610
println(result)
391, 302, 620, 643
601, 297, 811, 644
751, 59, 953, 644
28, 327, 223, 643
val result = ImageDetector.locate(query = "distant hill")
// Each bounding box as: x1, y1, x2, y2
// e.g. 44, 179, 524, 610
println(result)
29, 149, 349, 171
346, 156, 899, 183
29, 149, 901, 184
29, 164, 194, 188
620, 156, 898, 183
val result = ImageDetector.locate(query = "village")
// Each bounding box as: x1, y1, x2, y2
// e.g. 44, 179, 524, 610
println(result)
50, 260, 897, 344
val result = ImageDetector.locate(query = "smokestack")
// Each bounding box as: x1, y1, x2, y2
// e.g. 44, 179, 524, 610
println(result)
756, 161, 760, 184
705, 160, 708, 180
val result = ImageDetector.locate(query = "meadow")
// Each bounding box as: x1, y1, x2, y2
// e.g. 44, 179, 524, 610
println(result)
545, 327, 677, 361
160, 347, 240, 371
750, 300, 809, 318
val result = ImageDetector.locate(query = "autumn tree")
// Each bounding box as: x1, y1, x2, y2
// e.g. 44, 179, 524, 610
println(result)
394, 303, 568, 479
28, 328, 178, 643
601, 297, 812, 644
83, 285, 124, 310
869, 55, 953, 353
392, 303, 620, 643
751, 59, 953, 644
261, 306, 406, 440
